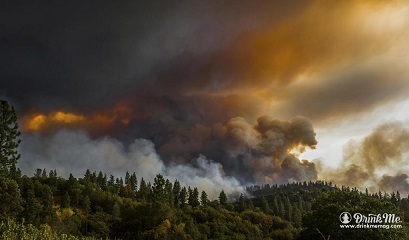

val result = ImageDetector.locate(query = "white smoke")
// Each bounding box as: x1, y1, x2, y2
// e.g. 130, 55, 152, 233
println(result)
19, 129, 243, 198
166, 155, 244, 198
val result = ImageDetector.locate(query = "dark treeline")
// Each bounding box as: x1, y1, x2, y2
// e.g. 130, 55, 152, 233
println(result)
1, 169, 409, 239
1, 99, 409, 239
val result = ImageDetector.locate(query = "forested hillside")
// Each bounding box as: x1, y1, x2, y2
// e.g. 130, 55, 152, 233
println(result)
1, 99, 408, 239
1, 170, 409, 239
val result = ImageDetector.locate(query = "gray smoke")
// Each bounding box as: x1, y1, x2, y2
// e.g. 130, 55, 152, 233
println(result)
19, 129, 243, 198
319, 121, 409, 194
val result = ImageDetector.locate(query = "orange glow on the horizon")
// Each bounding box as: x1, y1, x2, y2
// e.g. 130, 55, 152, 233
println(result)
53, 111, 85, 123
25, 112, 86, 132
27, 114, 46, 131
23, 102, 147, 134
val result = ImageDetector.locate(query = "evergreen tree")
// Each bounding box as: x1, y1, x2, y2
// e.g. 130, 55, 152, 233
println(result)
200, 191, 208, 207
41, 185, 55, 223
0, 176, 23, 219
130, 172, 138, 194
292, 205, 302, 228
188, 187, 193, 206
273, 195, 279, 215
173, 180, 181, 207
219, 190, 227, 206
279, 201, 285, 218
41, 169, 47, 178
179, 187, 187, 207
8, 164, 21, 182
61, 191, 71, 208
248, 199, 255, 210
188, 187, 200, 207
260, 195, 269, 213
125, 171, 130, 185
237, 194, 246, 212
165, 179, 174, 206
0, 100, 21, 177
152, 174, 166, 202
97, 171, 107, 190
138, 178, 149, 201
284, 196, 292, 221
24, 185, 40, 225
298, 195, 304, 214
34, 169, 42, 178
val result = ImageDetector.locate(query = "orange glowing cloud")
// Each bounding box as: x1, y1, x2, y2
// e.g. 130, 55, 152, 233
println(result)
23, 102, 148, 135
25, 111, 88, 132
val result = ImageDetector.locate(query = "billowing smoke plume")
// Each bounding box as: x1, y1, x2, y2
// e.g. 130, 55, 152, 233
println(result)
19, 115, 318, 197
223, 115, 318, 183
153, 115, 318, 184
19, 129, 243, 199
319, 121, 409, 194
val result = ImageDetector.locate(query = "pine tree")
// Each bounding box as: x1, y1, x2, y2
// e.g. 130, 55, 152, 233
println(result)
24, 185, 40, 225
61, 191, 71, 209
0, 100, 21, 177
130, 172, 138, 194
188, 187, 193, 206
284, 196, 292, 221
273, 195, 279, 215
138, 178, 149, 201
165, 179, 174, 206
41, 169, 47, 178
152, 174, 166, 202
42, 185, 55, 223
8, 164, 21, 182
248, 199, 255, 210
237, 194, 246, 212
0, 176, 23, 218
200, 191, 208, 207
173, 180, 181, 207
292, 205, 302, 228
279, 201, 285, 218
260, 195, 269, 213
219, 190, 227, 206
34, 169, 42, 178
97, 171, 107, 190
188, 187, 200, 207
179, 187, 187, 207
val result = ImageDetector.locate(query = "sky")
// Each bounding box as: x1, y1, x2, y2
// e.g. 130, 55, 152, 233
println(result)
1, 0, 409, 196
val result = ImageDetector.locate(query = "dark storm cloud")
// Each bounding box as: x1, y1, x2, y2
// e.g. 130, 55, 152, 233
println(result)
155, 115, 318, 183
0, 0, 306, 113
3, 0, 409, 191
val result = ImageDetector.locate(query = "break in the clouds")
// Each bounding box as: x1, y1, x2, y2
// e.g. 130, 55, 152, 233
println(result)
2, 1, 409, 194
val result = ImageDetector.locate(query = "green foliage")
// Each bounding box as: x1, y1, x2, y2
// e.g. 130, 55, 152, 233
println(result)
0, 218, 98, 240
62, 192, 71, 209
200, 190, 208, 207
0, 176, 23, 219
300, 190, 406, 240
3, 169, 409, 240
0, 100, 21, 177
219, 190, 227, 206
